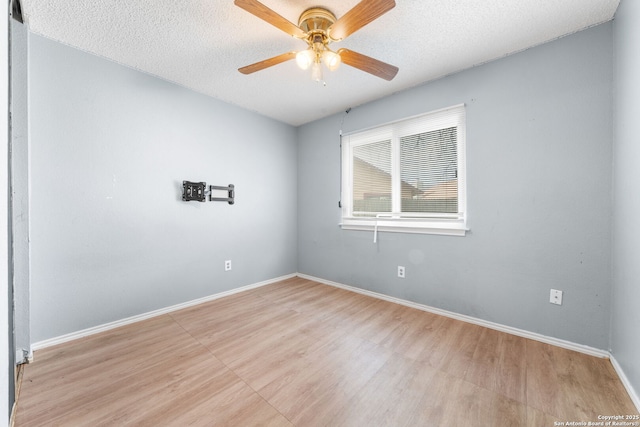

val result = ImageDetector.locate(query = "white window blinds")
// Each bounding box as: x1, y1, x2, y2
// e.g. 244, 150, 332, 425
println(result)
352, 140, 392, 215
341, 104, 466, 236
400, 127, 458, 214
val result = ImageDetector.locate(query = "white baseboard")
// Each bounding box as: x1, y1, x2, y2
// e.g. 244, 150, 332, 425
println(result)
31, 273, 297, 352
610, 354, 640, 412
30, 271, 638, 413
297, 273, 610, 359
302, 273, 640, 412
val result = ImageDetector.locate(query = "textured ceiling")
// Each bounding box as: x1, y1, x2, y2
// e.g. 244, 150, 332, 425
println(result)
20, 0, 619, 126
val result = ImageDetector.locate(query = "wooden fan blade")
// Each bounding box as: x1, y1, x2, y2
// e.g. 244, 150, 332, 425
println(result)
328, 0, 396, 41
238, 51, 297, 74
337, 48, 398, 81
234, 0, 306, 38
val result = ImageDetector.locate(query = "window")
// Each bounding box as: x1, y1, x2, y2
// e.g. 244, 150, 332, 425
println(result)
341, 104, 467, 236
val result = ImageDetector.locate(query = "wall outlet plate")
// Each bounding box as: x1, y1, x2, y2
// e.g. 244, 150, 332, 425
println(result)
398, 266, 405, 278
224, 260, 232, 271
550, 289, 563, 305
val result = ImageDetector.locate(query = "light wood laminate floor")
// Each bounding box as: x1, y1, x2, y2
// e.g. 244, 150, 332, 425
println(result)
14, 277, 638, 426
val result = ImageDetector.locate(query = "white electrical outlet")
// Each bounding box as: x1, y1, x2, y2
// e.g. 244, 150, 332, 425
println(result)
550, 289, 563, 305
397, 266, 405, 279
224, 260, 232, 271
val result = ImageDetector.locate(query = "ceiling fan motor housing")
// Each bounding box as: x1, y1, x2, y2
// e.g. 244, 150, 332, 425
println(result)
298, 8, 337, 33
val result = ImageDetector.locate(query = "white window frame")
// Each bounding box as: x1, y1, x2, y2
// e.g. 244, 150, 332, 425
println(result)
341, 104, 467, 237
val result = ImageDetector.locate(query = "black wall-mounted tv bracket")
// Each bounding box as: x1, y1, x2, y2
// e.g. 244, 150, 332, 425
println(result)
182, 181, 235, 204
209, 185, 235, 204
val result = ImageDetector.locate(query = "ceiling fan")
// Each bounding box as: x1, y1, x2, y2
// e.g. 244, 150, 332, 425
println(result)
234, 0, 399, 82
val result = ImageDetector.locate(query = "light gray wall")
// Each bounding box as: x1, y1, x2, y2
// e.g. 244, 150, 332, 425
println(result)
298, 23, 614, 349
28, 34, 298, 343
4, 3, 14, 422
612, 0, 640, 403
10, 20, 30, 359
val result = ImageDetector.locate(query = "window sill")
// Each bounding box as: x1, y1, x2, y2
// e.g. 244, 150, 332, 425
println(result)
340, 217, 468, 237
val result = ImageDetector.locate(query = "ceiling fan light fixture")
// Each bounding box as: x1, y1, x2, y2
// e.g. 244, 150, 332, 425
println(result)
295, 49, 315, 70
235, 0, 398, 81
311, 61, 323, 82
322, 49, 341, 71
